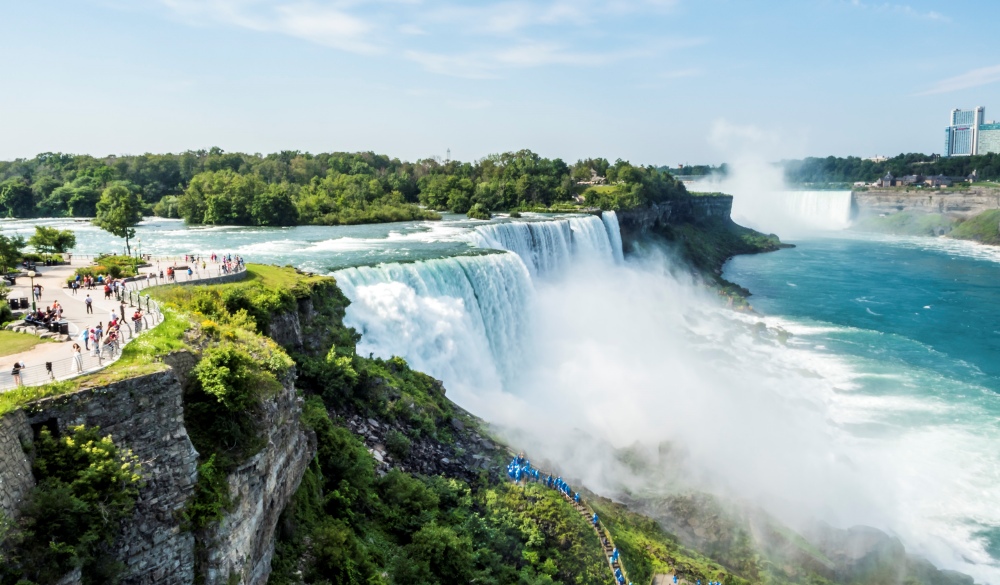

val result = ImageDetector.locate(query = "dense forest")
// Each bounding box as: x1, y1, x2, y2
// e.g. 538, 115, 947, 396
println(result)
782, 152, 1000, 184
0, 149, 688, 226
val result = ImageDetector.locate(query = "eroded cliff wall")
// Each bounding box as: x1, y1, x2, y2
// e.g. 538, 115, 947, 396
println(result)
853, 187, 1000, 219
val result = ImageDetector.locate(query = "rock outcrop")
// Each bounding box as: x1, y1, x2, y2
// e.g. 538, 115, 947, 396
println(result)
616, 195, 734, 244
853, 187, 1000, 219
0, 371, 200, 585
199, 372, 315, 585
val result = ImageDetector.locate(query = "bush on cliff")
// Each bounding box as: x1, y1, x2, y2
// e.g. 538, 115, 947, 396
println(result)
0, 425, 141, 585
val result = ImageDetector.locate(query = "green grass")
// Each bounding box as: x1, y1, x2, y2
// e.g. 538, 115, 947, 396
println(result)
0, 330, 52, 358
951, 209, 1000, 245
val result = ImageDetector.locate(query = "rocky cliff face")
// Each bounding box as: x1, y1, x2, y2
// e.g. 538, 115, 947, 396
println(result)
615, 195, 735, 244
0, 303, 320, 585
0, 371, 200, 585
853, 187, 1000, 219
199, 372, 315, 585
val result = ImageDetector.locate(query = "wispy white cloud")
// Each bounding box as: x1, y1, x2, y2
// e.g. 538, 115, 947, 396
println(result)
158, 0, 383, 53
919, 64, 1000, 95
846, 0, 950, 22
151, 0, 695, 77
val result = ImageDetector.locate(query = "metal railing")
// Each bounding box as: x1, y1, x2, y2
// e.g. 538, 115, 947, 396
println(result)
0, 297, 164, 392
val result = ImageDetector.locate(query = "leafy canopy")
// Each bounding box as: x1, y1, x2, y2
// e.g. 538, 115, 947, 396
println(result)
93, 183, 143, 254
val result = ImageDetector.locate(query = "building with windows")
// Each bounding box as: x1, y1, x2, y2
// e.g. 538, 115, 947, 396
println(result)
944, 107, 985, 156
979, 122, 1000, 155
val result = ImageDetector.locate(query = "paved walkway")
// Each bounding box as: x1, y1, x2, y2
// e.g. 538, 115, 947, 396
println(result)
0, 258, 242, 390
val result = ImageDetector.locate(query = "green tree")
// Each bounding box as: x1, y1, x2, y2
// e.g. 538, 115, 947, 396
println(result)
94, 184, 143, 255
0, 233, 26, 272
0, 178, 34, 218
28, 225, 76, 255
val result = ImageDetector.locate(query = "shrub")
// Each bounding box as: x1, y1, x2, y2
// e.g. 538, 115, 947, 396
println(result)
0, 425, 141, 584
182, 455, 232, 530
466, 203, 492, 220
193, 344, 282, 412
385, 429, 411, 461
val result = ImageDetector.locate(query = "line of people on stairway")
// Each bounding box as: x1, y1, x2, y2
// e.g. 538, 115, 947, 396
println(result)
508, 455, 632, 585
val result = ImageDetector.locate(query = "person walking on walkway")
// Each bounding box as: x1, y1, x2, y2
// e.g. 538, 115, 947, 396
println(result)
11, 361, 24, 387
32, 284, 43, 302
79, 326, 89, 351
72, 344, 84, 373
85, 294, 93, 314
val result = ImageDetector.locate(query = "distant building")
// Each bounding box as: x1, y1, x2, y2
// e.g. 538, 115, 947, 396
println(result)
944, 107, 985, 156
925, 174, 954, 188
978, 122, 1000, 155
875, 172, 896, 187
576, 169, 607, 186
863, 155, 889, 163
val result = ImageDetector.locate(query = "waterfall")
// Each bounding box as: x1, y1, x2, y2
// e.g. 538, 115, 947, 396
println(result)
469, 214, 622, 276
781, 191, 854, 230
731, 189, 854, 234
335, 252, 534, 391
602, 211, 625, 263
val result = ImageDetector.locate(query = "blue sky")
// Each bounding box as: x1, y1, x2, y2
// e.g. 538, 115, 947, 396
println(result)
3, 0, 999, 165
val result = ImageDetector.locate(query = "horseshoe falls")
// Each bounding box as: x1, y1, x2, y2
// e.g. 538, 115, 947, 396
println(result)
731, 189, 854, 234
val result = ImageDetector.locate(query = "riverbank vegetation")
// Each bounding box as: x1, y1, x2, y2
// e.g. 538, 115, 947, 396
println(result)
0, 149, 687, 226
783, 152, 1000, 184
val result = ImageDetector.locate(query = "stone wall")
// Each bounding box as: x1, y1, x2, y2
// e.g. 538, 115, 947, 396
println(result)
853, 187, 1000, 219
0, 410, 34, 521
7, 371, 200, 584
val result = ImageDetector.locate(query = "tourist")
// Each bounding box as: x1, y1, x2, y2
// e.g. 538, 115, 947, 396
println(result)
592, 513, 599, 526
89, 328, 99, 357
133, 309, 143, 332
85, 294, 93, 314
70, 280, 79, 295
11, 361, 24, 387
32, 283, 42, 302
78, 326, 89, 351
72, 343, 83, 373
103, 282, 112, 300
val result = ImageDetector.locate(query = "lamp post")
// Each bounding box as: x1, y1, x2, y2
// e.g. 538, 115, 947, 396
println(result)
27, 270, 36, 312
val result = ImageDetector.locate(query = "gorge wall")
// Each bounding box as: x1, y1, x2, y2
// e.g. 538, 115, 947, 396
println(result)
615, 194, 734, 244
853, 187, 1000, 219
0, 297, 319, 585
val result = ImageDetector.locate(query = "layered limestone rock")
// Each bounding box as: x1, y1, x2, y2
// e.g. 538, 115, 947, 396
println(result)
199, 373, 315, 585
853, 187, 1000, 219
615, 194, 734, 243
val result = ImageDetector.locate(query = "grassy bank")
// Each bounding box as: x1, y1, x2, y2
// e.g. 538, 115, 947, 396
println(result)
951, 209, 1000, 245
852, 212, 957, 236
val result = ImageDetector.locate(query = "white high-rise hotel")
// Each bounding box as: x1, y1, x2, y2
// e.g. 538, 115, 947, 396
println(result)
944, 107, 1000, 156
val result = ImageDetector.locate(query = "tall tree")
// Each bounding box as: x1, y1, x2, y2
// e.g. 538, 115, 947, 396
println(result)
94, 184, 143, 255
28, 226, 77, 255
0, 233, 26, 273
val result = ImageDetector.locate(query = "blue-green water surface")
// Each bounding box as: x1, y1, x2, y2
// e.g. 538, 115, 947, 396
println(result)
725, 233, 1000, 581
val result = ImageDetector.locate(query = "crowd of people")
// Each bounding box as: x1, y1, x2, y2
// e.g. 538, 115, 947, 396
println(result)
3, 251, 248, 390
507, 454, 634, 585
24, 300, 64, 327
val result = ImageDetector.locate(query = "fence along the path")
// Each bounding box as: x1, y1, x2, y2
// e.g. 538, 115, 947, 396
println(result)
0, 296, 164, 392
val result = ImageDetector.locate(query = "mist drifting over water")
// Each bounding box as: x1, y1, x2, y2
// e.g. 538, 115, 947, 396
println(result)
334, 212, 1000, 584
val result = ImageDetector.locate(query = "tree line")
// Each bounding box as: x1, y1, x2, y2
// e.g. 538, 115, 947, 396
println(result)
0, 149, 688, 226
782, 152, 1000, 184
